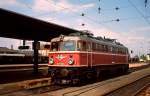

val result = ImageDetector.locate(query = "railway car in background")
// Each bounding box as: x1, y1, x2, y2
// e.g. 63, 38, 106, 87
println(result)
0, 47, 48, 64
48, 31, 129, 84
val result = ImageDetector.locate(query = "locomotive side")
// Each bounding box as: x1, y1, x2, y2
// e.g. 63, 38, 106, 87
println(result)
48, 32, 129, 84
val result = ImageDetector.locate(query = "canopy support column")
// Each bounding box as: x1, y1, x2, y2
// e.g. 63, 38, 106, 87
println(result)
33, 40, 39, 74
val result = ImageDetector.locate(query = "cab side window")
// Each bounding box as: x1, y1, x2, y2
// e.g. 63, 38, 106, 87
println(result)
77, 41, 82, 51
51, 42, 59, 51
77, 41, 87, 51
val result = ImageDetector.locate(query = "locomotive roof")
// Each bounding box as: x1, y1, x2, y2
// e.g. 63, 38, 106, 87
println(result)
51, 32, 127, 49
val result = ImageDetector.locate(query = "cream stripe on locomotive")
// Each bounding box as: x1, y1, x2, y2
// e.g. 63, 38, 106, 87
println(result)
48, 51, 128, 56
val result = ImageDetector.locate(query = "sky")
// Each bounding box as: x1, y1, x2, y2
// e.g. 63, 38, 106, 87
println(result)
0, 0, 150, 57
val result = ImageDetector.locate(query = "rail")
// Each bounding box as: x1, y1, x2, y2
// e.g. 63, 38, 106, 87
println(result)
46, 67, 150, 96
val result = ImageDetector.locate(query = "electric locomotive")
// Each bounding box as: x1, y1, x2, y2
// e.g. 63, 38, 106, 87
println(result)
48, 31, 129, 84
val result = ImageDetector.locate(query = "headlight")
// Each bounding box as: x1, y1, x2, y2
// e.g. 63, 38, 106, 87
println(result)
68, 58, 74, 65
49, 58, 54, 64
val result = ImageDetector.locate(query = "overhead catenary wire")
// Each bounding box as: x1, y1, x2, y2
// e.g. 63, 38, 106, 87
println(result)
36, 0, 148, 29
128, 0, 150, 25
19, 1, 133, 22
14, 0, 150, 28
16, 0, 75, 21
45, 0, 112, 30
101, 16, 143, 23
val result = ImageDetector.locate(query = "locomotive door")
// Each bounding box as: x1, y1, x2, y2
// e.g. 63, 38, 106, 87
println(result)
78, 41, 92, 66
112, 47, 115, 64
87, 42, 92, 66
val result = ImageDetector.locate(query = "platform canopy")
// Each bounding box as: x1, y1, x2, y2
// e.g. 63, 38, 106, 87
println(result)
0, 8, 80, 41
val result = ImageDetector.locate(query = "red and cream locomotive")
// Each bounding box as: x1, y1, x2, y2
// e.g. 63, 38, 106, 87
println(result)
48, 31, 129, 84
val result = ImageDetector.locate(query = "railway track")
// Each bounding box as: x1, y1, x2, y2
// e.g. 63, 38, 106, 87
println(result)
0, 63, 148, 84
136, 84, 150, 96
35, 67, 150, 96
134, 84, 150, 96
0, 64, 47, 71
0, 63, 148, 73
0, 64, 149, 96
105, 75, 150, 96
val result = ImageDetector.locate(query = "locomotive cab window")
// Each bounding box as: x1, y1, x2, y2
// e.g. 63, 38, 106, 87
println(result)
77, 41, 87, 51
60, 41, 76, 51
51, 42, 59, 51
77, 41, 82, 51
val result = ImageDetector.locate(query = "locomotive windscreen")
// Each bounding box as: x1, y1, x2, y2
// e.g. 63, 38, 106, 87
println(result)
60, 41, 76, 51
51, 41, 76, 51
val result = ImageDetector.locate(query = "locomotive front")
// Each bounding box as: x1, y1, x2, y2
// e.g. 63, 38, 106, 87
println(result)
48, 36, 85, 84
